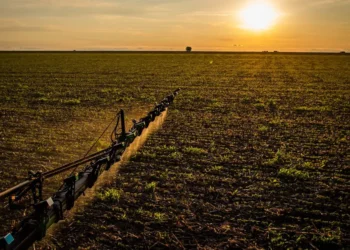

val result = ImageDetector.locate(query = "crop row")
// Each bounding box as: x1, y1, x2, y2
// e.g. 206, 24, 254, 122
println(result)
0, 53, 349, 248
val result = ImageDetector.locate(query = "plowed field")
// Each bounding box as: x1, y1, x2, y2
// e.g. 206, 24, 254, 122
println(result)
0, 52, 349, 249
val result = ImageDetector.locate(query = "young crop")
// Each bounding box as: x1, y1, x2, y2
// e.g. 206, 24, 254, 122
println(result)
264, 148, 288, 167
96, 188, 122, 203
62, 98, 81, 105
254, 103, 265, 111
153, 212, 166, 222
1, 52, 348, 249
183, 146, 207, 155
169, 151, 183, 160
145, 181, 157, 193
278, 167, 309, 180
258, 125, 269, 132
267, 99, 278, 113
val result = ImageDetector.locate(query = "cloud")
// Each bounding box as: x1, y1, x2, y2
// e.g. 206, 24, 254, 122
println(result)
189, 11, 232, 17
2, 0, 119, 8
1, 0, 170, 19
0, 0, 349, 51
0, 25, 60, 32
1, 0, 234, 20
312, 0, 350, 5
0, 20, 60, 32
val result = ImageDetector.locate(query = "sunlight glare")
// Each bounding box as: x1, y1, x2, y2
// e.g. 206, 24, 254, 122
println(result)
239, 2, 280, 31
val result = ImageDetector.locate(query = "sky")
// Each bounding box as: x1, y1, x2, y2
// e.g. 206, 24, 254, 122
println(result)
0, 0, 349, 52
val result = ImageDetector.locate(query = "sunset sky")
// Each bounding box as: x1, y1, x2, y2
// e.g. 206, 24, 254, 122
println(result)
0, 0, 349, 52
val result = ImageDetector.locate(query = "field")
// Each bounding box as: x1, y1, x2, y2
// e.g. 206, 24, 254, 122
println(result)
0, 52, 349, 249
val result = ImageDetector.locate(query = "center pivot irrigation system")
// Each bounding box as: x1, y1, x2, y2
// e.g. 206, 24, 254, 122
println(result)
0, 89, 180, 250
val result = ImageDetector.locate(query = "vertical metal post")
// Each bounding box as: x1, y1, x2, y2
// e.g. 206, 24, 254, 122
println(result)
120, 109, 126, 140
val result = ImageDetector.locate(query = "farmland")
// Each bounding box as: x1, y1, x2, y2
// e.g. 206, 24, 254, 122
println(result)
0, 52, 349, 249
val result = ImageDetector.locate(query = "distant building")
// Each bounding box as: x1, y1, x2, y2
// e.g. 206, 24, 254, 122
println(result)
340, 51, 346, 54
186, 47, 192, 52
274, 51, 279, 53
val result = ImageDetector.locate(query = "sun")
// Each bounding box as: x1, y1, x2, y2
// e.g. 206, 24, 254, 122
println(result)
239, 2, 280, 31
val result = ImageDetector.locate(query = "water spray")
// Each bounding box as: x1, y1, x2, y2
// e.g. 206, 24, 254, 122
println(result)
0, 89, 180, 250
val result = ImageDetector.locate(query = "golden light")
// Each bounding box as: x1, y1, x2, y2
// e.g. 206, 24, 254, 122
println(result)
239, 2, 280, 31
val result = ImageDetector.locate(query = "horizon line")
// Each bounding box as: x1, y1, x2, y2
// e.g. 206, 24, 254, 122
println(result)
0, 50, 348, 54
